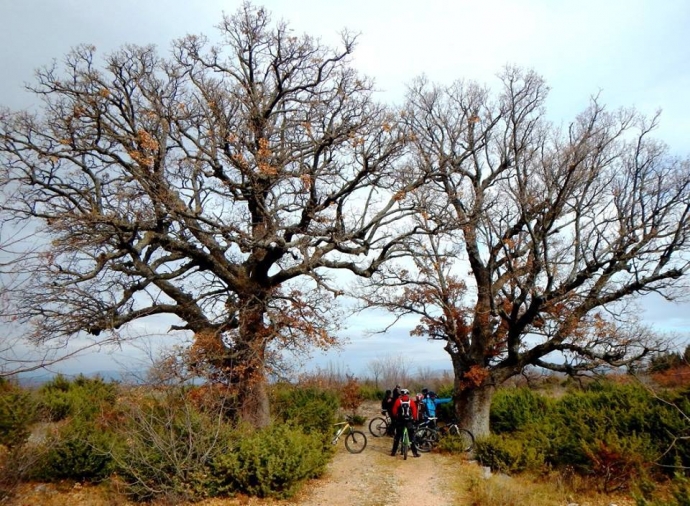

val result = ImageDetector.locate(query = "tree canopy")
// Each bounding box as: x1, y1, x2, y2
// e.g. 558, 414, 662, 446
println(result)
0, 3, 422, 425
2, 4, 689, 434
359, 68, 690, 436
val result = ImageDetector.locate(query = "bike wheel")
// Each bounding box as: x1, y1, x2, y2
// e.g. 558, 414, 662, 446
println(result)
454, 428, 475, 452
344, 430, 367, 453
368, 417, 388, 437
415, 427, 435, 452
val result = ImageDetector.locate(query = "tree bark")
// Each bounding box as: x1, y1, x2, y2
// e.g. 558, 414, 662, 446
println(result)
233, 300, 272, 428
454, 383, 495, 439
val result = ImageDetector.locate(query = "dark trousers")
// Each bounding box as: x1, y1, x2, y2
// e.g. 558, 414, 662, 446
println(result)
391, 420, 419, 456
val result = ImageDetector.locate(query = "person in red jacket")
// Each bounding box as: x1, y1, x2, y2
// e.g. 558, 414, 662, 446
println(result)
390, 388, 421, 457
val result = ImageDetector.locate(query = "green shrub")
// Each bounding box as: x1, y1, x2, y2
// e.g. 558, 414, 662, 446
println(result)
359, 383, 383, 401
272, 384, 339, 437
211, 423, 330, 499
581, 432, 656, 494
485, 379, 684, 492
112, 387, 234, 503
550, 382, 671, 472
475, 433, 547, 474
633, 470, 690, 506
33, 417, 120, 482
0, 381, 36, 448
490, 387, 552, 434
37, 374, 118, 422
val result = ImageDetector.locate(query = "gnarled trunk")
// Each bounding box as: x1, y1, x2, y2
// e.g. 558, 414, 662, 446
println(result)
232, 336, 271, 428
190, 298, 272, 428
454, 383, 495, 440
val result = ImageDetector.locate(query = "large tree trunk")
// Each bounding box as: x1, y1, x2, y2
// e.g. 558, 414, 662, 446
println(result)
454, 383, 495, 439
190, 304, 272, 428
233, 302, 272, 428
232, 331, 271, 427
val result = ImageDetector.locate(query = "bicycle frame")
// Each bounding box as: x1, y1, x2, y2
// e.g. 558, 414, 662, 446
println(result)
417, 416, 438, 430
332, 421, 350, 444
401, 425, 410, 459
332, 418, 368, 453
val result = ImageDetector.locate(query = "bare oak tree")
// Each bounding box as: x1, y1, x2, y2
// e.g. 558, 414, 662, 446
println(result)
360, 68, 690, 437
0, 3, 421, 426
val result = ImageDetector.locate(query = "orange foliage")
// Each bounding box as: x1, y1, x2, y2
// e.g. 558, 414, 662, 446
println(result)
460, 365, 490, 390
651, 365, 690, 388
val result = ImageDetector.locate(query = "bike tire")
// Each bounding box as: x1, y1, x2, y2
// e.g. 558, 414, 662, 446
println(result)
453, 428, 475, 453
415, 427, 435, 452
368, 417, 388, 437
344, 430, 367, 453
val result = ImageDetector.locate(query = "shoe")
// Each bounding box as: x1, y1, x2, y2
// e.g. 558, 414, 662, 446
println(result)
390, 452, 396, 457
413, 454, 421, 458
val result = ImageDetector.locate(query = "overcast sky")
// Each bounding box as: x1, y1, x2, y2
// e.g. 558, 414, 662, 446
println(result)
2, 0, 689, 379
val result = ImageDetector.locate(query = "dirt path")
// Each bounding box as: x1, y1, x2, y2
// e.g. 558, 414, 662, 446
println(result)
289, 434, 466, 506
279, 401, 473, 506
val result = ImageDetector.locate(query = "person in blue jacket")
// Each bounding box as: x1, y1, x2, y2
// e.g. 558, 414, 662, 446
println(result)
422, 391, 452, 423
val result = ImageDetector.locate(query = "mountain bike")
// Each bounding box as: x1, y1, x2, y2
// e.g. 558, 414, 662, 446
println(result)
332, 415, 367, 453
415, 417, 475, 453
415, 417, 440, 452
368, 410, 392, 437
401, 424, 411, 460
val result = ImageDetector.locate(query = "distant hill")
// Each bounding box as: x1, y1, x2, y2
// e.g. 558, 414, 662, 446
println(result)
16, 369, 144, 387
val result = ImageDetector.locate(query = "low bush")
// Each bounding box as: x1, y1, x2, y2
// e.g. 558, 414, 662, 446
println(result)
32, 417, 120, 482
480, 380, 684, 492
359, 383, 383, 401
0, 380, 36, 448
490, 387, 552, 434
112, 387, 233, 502
0, 443, 51, 501
37, 374, 118, 422
272, 383, 339, 437
581, 433, 655, 494
211, 423, 330, 499
340, 375, 364, 417
475, 433, 547, 474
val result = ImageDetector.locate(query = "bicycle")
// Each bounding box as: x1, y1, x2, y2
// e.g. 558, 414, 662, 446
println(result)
368, 410, 392, 437
401, 424, 411, 460
415, 417, 441, 452
332, 415, 368, 453
415, 417, 475, 453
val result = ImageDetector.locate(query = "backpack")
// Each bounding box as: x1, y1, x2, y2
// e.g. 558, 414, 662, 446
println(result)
398, 399, 412, 421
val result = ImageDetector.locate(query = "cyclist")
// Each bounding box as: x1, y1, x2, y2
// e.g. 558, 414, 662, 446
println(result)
390, 388, 421, 458
381, 389, 394, 414
422, 391, 452, 425
381, 389, 395, 436
392, 384, 402, 404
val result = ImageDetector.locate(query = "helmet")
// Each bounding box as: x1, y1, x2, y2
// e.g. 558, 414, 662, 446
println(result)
400, 388, 410, 396
428, 391, 437, 398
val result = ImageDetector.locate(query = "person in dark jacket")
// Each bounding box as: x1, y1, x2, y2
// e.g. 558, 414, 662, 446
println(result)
390, 388, 420, 457
392, 384, 401, 404
381, 389, 394, 414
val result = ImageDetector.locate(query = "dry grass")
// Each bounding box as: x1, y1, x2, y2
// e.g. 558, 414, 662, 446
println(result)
451, 464, 639, 506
